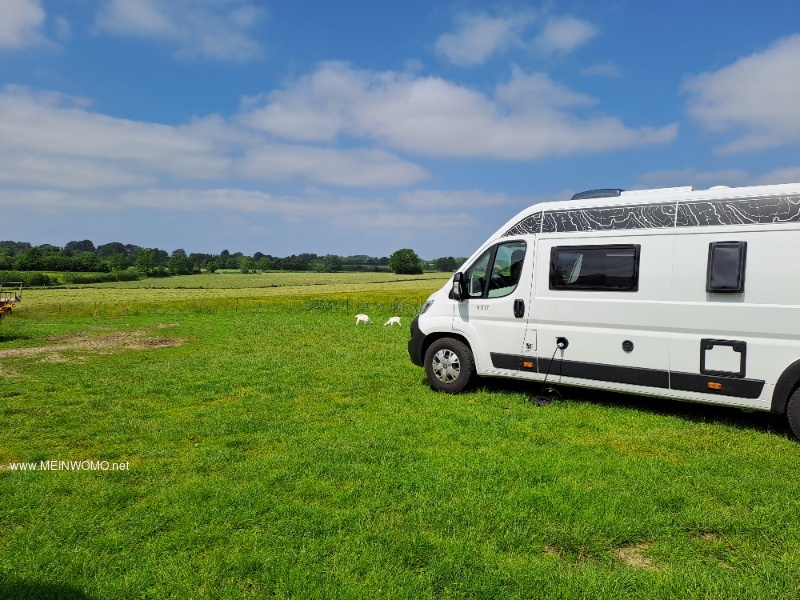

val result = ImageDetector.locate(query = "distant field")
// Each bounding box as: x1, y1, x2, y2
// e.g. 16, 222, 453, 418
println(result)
2, 273, 800, 598
17, 271, 451, 315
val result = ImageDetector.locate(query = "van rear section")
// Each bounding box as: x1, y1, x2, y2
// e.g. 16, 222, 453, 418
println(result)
408, 182, 800, 437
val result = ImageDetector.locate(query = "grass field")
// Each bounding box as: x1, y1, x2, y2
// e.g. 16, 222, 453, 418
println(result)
2, 273, 800, 599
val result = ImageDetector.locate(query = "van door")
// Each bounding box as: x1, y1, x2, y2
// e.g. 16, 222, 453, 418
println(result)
534, 233, 674, 393
454, 239, 532, 375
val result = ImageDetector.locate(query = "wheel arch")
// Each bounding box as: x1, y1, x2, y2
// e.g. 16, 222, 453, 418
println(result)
420, 331, 474, 367
771, 358, 800, 414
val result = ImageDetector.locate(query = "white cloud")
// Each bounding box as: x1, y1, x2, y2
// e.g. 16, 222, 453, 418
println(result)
397, 189, 510, 210
534, 16, 596, 55
0, 84, 428, 190
0, 86, 231, 186
435, 11, 596, 66
0, 0, 47, 49
435, 12, 533, 66
0, 154, 158, 189
637, 165, 800, 189
7, 186, 477, 234
683, 34, 800, 153
239, 62, 678, 159
238, 145, 429, 187
581, 61, 622, 78
0, 189, 109, 210
637, 168, 750, 190
95, 0, 265, 62
756, 165, 800, 185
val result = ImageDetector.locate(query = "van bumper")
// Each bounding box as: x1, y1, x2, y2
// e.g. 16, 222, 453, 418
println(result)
408, 315, 425, 367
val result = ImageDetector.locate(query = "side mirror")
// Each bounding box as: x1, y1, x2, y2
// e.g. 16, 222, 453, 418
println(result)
451, 272, 465, 301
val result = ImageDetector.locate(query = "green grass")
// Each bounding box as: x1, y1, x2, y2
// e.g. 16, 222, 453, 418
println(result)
1, 278, 800, 598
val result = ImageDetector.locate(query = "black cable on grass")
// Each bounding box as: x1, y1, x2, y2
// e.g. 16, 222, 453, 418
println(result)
529, 343, 565, 406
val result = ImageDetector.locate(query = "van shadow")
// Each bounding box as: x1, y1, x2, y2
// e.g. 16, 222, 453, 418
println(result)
472, 377, 793, 439
0, 578, 93, 600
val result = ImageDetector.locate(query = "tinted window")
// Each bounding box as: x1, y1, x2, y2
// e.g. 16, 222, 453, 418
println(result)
707, 241, 747, 293
550, 245, 640, 291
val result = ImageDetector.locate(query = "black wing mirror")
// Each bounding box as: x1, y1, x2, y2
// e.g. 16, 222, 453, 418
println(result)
451, 272, 465, 301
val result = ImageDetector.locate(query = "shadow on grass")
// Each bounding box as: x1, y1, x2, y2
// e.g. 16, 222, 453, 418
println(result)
0, 332, 30, 343
0, 577, 93, 600
470, 376, 794, 440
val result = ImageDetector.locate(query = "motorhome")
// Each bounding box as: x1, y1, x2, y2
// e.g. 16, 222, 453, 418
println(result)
408, 182, 800, 436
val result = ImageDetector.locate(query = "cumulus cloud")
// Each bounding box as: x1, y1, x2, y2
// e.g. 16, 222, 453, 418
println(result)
534, 16, 596, 54
683, 34, 800, 153
0, 85, 231, 187
95, 0, 265, 61
238, 145, 428, 187
636, 168, 750, 190
9, 186, 477, 234
435, 12, 533, 66
0, 0, 48, 49
0, 84, 428, 190
581, 61, 622, 78
397, 189, 510, 210
435, 10, 596, 65
239, 62, 678, 159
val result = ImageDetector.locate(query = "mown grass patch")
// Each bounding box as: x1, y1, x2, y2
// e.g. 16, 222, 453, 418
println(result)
2, 283, 800, 598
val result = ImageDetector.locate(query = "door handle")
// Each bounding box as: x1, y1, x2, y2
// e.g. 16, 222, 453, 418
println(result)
513, 299, 525, 318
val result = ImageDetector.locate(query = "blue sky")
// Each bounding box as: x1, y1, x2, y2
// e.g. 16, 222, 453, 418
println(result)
1, 0, 798, 259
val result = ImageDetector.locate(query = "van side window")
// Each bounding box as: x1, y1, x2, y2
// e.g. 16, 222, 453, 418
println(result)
464, 241, 527, 299
706, 241, 747, 293
465, 248, 492, 298
487, 242, 526, 298
550, 244, 640, 291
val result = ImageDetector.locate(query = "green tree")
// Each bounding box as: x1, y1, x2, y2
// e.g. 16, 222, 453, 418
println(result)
65, 240, 96, 253
239, 256, 255, 273
388, 248, 423, 275
103, 253, 129, 272
433, 256, 458, 272
168, 253, 194, 275
320, 254, 342, 272
135, 248, 159, 274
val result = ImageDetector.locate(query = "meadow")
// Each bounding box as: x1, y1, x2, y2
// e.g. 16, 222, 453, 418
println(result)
1, 272, 800, 599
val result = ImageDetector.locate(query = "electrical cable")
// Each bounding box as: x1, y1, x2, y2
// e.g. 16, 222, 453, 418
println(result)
529, 343, 564, 405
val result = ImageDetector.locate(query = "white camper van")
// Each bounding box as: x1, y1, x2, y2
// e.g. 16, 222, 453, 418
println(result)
408, 182, 800, 436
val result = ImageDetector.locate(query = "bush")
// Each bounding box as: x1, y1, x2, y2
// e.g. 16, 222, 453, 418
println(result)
62, 270, 143, 285
0, 270, 57, 287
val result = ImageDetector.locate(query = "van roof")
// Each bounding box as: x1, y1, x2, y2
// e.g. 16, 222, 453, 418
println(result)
495, 181, 800, 239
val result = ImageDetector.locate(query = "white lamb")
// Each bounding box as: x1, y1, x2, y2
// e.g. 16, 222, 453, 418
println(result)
355, 314, 372, 325
384, 316, 402, 326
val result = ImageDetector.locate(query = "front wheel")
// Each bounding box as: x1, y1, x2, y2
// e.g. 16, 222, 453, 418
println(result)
424, 338, 475, 393
786, 387, 800, 440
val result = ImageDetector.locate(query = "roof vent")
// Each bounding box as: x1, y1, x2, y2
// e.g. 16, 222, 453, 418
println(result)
570, 188, 624, 201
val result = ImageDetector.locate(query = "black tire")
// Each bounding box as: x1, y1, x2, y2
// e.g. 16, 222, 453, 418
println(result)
424, 337, 476, 393
786, 387, 800, 440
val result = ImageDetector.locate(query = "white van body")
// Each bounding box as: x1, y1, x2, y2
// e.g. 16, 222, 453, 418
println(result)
408, 182, 800, 434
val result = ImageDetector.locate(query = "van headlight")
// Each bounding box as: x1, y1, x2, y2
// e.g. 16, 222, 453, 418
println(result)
420, 299, 434, 314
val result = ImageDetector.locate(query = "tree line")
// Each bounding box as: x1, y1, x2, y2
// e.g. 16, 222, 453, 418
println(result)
0, 240, 464, 279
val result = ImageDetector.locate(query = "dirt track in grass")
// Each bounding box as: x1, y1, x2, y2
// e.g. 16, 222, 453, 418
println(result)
0, 327, 183, 366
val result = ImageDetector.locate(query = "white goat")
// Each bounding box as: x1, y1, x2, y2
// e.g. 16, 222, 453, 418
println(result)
384, 316, 402, 326
355, 313, 372, 325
